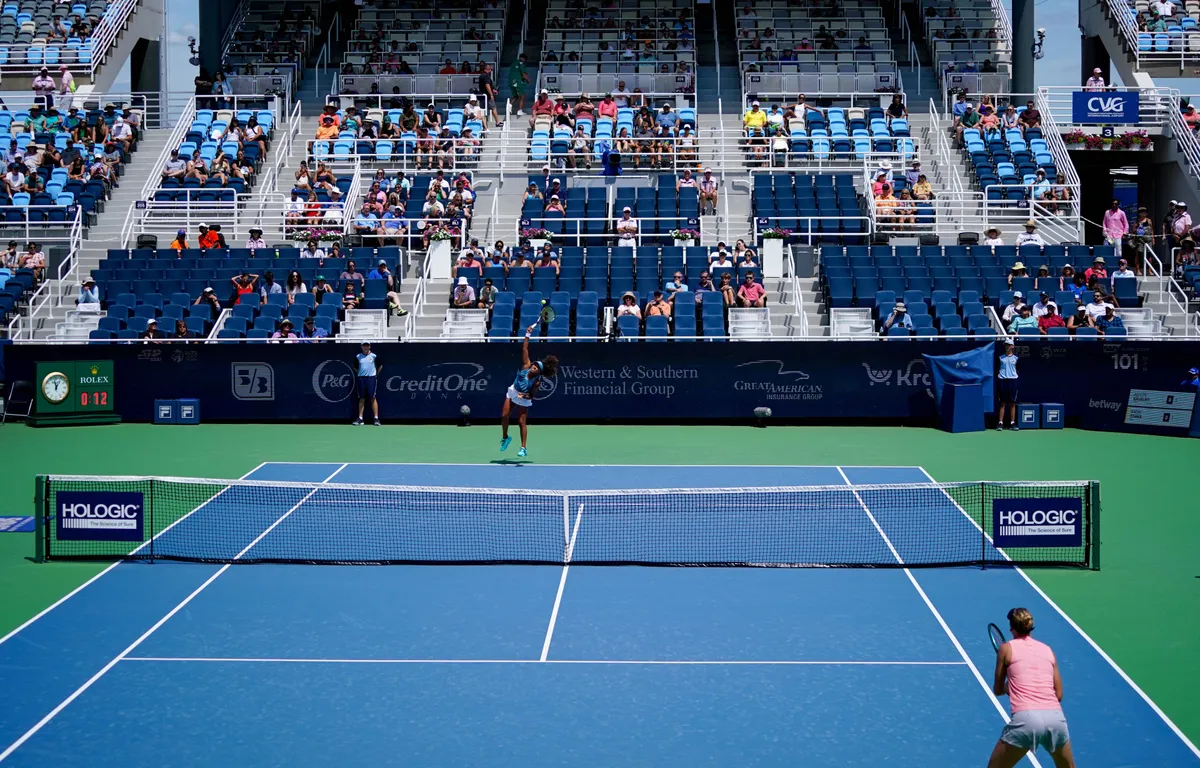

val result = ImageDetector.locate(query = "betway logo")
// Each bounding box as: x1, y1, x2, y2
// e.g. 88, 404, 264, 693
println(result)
1089, 399, 1122, 411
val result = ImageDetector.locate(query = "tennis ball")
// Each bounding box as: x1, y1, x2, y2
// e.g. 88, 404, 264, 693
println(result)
541, 299, 547, 305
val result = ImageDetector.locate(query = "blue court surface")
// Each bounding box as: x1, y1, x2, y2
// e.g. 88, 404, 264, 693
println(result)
0, 463, 1197, 767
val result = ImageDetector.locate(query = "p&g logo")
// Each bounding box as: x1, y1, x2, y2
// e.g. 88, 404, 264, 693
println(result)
312, 360, 356, 403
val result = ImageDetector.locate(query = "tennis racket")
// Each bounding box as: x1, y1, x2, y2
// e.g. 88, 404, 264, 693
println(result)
988, 622, 1006, 652
538, 300, 556, 324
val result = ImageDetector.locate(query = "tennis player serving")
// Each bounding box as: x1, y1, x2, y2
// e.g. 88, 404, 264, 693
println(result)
988, 607, 1076, 768
499, 323, 558, 458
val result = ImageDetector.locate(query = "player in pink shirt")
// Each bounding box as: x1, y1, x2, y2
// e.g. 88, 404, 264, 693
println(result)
988, 608, 1076, 767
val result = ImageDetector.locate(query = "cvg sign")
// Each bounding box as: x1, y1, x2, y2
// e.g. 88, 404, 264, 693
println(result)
1071, 91, 1139, 124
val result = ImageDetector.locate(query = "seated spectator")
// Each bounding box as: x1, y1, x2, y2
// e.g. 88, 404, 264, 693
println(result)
458, 128, 481, 163
172, 319, 196, 342
743, 101, 767, 135
285, 270, 307, 304
1015, 219, 1045, 248
458, 240, 485, 273
1066, 303, 1089, 333
301, 237, 325, 260
259, 270, 283, 302
141, 317, 165, 342
710, 244, 735, 270
1094, 305, 1125, 336
597, 93, 618, 125
616, 291, 642, 320
323, 190, 345, 225
883, 302, 913, 333
368, 259, 395, 289
737, 271, 766, 307
299, 315, 329, 341
169, 229, 188, 250
109, 116, 133, 154
1038, 303, 1065, 334
1019, 100, 1041, 131
439, 59, 457, 75
161, 148, 186, 180
315, 115, 338, 140
535, 243, 560, 273
194, 286, 221, 317
246, 228, 267, 250
198, 224, 223, 250
1008, 261, 1028, 288
477, 277, 498, 309
77, 277, 99, 307
1184, 104, 1200, 132
568, 127, 591, 169
451, 276, 476, 308
544, 194, 566, 214
895, 190, 917, 227
1113, 258, 1136, 279
646, 290, 671, 319
737, 247, 758, 269
354, 204, 380, 237
269, 318, 299, 342
1008, 305, 1038, 334
677, 168, 697, 194
1085, 256, 1108, 283
664, 270, 688, 300
955, 103, 981, 146
1085, 290, 1114, 322
1031, 291, 1053, 318
341, 280, 361, 310
511, 244, 533, 270
1002, 291, 1026, 323
886, 94, 908, 125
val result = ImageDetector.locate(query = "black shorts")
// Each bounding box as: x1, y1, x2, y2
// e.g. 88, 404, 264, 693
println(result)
997, 378, 1018, 404
358, 376, 377, 400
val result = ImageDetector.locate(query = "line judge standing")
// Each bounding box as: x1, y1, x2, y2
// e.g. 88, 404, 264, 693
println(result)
353, 341, 381, 426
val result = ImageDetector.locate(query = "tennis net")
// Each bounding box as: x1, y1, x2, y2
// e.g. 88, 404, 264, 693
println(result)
34, 475, 1101, 569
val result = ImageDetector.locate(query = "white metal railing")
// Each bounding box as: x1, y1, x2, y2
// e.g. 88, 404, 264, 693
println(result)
136, 95, 196, 204
928, 98, 965, 194
5, 206, 84, 340
514, 217, 705, 248
1104, 0, 1200, 72
752, 216, 872, 247
1144, 244, 1168, 307
986, 0, 1014, 49
205, 308, 234, 342
708, 128, 914, 174
1037, 85, 1178, 129
743, 73, 901, 98
790, 254, 809, 337
406, 245, 434, 339
1168, 105, 1200, 184
1191, 311, 1200, 337
1033, 90, 1082, 234
865, 187, 1079, 241
0, 0, 141, 79
1166, 276, 1190, 318
898, 10, 922, 96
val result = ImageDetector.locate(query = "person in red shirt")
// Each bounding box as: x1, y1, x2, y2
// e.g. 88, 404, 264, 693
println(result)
198, 224, 221, 249
737, 271, 767, 307
1183, 104, 1200, 131
1084, 256, 1108, 283
1038, 303, 1065, 334
438, 59, 457, 75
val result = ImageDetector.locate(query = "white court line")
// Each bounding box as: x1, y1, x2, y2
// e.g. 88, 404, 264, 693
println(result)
915, 466, 1200, 760
539, 502, 584, 662
0, 461, 269, 650
261, 462, 921, 469
835, 467, 1045, 768
121, 657, 970, 666
0, 463, 348, 764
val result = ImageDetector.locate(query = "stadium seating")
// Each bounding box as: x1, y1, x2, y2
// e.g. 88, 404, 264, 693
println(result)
89, 245, 403, 339
819, 242, 1125, 336
153, 105, 275, 203
0, 0, 110, 65
753, 173, 865, 244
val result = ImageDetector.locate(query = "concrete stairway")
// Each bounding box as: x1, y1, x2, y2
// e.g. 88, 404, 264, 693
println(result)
27, 127, 174, 338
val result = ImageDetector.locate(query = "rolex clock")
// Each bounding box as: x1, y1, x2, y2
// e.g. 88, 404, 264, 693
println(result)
41, 371, 69, 404
32, 361, 119, 425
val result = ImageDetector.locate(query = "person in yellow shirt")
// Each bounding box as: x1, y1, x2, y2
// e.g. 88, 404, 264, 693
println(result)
315, 115, 339, 140
743, 101, 767, 134
912, 174, 934, 199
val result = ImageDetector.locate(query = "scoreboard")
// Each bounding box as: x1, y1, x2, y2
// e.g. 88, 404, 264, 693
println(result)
34, 361, 117, 421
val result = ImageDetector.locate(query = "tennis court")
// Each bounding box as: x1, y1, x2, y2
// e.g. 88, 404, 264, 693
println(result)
0, 462, 1196, 767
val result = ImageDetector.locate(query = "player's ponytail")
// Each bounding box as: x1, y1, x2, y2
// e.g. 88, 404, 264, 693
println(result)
540, 355, 559, 377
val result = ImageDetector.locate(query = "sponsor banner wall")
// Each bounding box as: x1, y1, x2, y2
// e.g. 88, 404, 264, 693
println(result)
4, 341, 1199, 428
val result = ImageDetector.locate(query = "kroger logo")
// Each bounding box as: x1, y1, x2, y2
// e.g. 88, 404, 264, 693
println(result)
312, 360, 356, 403
862, 358, 932, 389
386, 362, 491, 398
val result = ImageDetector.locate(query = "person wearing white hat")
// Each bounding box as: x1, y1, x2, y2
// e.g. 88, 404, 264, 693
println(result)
1015, 219, 1045, 248
616, 206, 639, 247
699, 167, 719, 215
452, 275, 476, 308
873, 158, 893, 184
1084, 68, 1106, 91
464, 93, 485, 125
77, 277, 99, 307
1002, 291, 1027, 323
743, 101, 766, 135
141, 316, 165, 343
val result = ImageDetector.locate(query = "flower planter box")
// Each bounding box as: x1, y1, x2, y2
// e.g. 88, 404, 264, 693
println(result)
673, 239, 696, 248
428, 239, 453, 280
762, 238, 785, 279
529, 238, 549, 250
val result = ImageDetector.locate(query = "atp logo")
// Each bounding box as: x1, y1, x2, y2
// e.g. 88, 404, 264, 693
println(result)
232, 363, 275, 400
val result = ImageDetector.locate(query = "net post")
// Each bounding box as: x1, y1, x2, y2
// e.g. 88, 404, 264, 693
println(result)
980, 481, 988, 570
33, 475, 47, 563
1089, 481, 1101, 570
562, 493, 570, 563
147, 478, 155, 564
